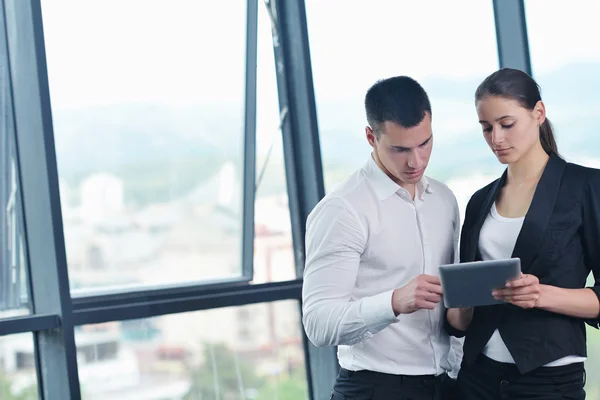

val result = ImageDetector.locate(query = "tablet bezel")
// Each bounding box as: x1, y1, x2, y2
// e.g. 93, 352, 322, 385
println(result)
439, 258, 522, 308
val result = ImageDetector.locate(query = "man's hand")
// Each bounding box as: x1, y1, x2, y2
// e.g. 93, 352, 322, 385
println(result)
392, 274, 443, 315
492, 273, 541, 309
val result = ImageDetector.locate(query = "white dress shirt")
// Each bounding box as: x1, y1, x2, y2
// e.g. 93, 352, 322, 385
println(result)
302, 156, 462, 377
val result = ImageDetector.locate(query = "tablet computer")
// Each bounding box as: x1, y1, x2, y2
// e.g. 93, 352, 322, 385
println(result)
439, 258, 521, 308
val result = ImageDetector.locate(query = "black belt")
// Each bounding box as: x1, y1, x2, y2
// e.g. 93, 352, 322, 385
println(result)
340, 368, 442, 386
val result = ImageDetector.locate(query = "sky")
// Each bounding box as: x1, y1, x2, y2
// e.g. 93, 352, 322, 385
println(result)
38, 0, 600, 157
525, 0, 600, 77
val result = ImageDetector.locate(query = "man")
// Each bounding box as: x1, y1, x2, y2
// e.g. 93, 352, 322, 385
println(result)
302, 76, 462, 399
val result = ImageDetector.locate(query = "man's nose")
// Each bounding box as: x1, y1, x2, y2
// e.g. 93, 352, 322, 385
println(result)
408, 151, 423, 169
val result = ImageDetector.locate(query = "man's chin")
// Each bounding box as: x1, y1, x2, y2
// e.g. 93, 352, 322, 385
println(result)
403, 169, 424, 183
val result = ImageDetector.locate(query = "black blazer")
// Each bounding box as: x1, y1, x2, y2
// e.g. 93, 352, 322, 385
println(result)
445, 153, 600, 374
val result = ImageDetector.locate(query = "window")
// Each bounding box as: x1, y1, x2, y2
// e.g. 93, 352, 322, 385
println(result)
525, 1, 600, 395
0, 334, 38, 399
75, 301, 308, 400
40, 0, 249, 293
525, 0, 600, 166
4, 0, 312, 398
253, 2, 296, 284
1, 33, 30, 318
305, 0, 503, 220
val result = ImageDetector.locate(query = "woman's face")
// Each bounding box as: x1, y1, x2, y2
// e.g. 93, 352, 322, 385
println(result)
476, 95, 545, 164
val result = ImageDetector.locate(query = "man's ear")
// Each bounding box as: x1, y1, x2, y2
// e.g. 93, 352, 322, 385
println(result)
366, 126, 377, 147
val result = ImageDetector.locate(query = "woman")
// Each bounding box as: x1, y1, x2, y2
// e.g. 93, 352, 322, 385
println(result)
445, 68, 600, 399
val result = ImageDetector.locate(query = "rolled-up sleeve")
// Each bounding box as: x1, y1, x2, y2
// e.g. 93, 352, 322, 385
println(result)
301, 197, 399, 347
583, 171, 600, 328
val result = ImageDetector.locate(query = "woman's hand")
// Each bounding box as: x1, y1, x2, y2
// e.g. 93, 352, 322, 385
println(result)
446, 307, 474, 332
492, 273, 541, 309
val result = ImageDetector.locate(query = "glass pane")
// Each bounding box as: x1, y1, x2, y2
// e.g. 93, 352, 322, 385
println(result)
585, 274, 600, 397
253, 3, 295, 283
525, 2, 600, 395
75, 300, 309, 399
305, 0, 502, 220
525, 0, 600, 164
1, 35, 31, 317
40, 1, 248, 293
0, 334, 39, 399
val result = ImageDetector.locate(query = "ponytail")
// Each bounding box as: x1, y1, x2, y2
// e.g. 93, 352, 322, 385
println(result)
540, 118, 559, 156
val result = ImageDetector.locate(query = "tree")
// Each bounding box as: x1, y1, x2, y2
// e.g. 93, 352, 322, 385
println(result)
256, 367, 309, 400
185, 343, 310, 400
585, 326, 600, 398
0, 372, 37, 400
185, 343, 265, 400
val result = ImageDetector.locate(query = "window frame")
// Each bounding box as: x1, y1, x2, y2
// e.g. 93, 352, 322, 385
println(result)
0, 0, 536, 399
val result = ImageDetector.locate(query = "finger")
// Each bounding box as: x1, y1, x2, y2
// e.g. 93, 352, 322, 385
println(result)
421, 274, 441, 285
494, 287, 537, 297
505, 277, 526, 288
423, 281, 443, 295
416, 288, 442, 302
506, 274, 537, 288
492, 288, 512, 297
512, 286, 540, 296
422, 293, 442, 303
415, 300, 437, 310
505, 294, 539, 302
524, 274, 539, 286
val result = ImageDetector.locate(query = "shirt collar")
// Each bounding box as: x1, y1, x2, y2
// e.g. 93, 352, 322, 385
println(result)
363, 155, 434, 201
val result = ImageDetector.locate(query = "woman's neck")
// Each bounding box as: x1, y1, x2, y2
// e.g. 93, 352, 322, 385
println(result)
507, 145, 550, 186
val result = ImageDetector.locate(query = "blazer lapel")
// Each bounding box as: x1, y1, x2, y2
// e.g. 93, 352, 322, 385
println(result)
512, 154, 566, 272
467, 171, 507, 261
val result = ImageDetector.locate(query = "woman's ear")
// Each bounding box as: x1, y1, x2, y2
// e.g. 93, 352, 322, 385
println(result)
534, 100, 547, 125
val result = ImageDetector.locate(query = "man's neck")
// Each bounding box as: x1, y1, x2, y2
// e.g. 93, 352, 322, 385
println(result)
371, 152, 416, 199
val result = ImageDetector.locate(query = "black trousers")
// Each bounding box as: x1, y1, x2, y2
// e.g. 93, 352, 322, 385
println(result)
330, 368, 458, 400
457, 354, 586, 400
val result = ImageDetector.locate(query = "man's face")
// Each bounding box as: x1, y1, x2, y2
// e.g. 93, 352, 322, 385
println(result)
366, 113, 433, 188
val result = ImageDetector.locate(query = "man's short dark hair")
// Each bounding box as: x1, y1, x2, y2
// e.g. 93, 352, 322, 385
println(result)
364, 76, 432, 137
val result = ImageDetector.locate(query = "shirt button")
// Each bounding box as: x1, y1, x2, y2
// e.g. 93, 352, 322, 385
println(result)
500, 380, 509, 387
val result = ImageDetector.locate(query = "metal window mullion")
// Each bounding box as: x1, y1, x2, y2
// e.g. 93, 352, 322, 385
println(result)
72, 279, 303, 326
0, 112, 7, 310
267, 1, 338, 399
242, 0, 259, 280
2, 0, 80, 398
493, 0, 532, 74
0, 314, 60, 335
9, 142, 18, 309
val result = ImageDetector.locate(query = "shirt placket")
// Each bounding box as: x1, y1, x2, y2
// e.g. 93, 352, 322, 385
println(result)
414, 194, 440, 374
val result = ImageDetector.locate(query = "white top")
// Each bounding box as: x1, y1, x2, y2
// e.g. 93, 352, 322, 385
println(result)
479, 202, 586, 366
302, 156, 463, 377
